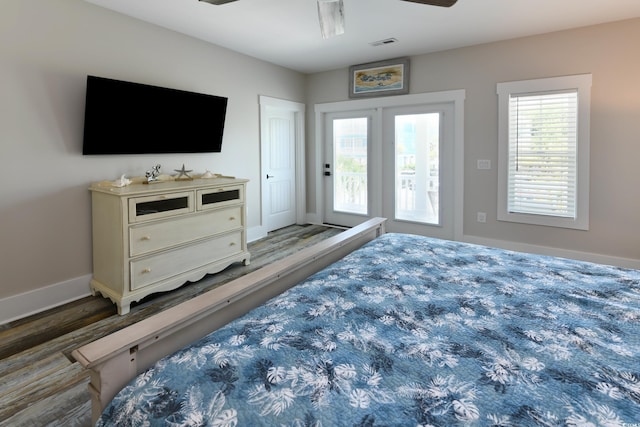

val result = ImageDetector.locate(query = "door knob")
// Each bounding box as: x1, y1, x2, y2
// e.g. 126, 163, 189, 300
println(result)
266, 174, 274, 179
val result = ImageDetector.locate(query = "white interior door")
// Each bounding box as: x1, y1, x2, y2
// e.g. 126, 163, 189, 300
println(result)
261, 105, 297, 232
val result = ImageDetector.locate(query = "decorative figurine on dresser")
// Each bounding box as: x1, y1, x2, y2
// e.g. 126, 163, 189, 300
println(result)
89, 172, 250, 314
145, 164, 162, 183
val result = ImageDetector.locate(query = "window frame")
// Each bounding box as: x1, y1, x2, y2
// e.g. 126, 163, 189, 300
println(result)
497, 74, 592, 230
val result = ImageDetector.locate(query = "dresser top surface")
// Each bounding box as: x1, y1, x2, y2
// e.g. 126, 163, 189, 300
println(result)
90, 176, 248, 196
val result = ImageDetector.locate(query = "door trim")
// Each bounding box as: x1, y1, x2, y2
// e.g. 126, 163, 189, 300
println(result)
259, 96, 306, 233
314, 90, 465, 240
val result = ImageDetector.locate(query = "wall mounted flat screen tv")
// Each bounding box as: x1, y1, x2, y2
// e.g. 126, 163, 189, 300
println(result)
82, 75, 228, 155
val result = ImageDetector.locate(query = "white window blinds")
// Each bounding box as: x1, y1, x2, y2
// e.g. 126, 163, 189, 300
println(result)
497, 74, 591, 230
507, 90, 578, 218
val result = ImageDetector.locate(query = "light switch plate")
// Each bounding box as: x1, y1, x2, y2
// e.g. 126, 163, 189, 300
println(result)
477, 159, 491, 170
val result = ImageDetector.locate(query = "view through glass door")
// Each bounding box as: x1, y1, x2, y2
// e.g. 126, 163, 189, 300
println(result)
383, 103, 454, 239
324, 111, 372, 227
394, 112, 440, 225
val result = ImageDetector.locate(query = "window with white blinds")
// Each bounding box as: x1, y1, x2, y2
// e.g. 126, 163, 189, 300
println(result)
497, 75, 591, 230
508, 90, 577, 217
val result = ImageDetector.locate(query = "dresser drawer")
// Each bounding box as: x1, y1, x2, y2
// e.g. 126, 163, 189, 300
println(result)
130, 231, 243, 291
128, 191, 194, 223
197, 185, 244, 211
130, 206, 243, 257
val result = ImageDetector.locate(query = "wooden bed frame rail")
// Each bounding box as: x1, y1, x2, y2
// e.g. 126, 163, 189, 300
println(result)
72, 218, 386, 423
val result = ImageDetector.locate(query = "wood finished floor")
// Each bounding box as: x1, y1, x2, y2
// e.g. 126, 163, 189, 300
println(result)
0, 224, 341, 427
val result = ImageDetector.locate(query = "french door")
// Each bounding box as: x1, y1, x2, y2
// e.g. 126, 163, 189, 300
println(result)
323, 102, 455, 239
382, 103, 455, 239
323, 110, 375, 227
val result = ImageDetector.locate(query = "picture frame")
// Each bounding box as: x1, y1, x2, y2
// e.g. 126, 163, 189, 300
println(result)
349, 57, 410, 99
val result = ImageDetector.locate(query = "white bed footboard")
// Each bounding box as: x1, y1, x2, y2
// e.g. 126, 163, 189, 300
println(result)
72, 218, 386, 423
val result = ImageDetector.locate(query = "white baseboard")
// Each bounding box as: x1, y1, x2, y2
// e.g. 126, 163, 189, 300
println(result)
0, 274, 93, 326
462, 234, 640, 270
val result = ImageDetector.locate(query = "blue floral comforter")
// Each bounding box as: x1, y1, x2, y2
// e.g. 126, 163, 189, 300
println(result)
98, 233, 640, 426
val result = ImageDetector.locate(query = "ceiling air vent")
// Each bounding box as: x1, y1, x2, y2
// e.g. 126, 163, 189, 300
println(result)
369, 38, 398, 47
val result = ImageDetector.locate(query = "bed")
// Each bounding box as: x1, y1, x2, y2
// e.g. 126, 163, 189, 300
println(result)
73, 218, 640, 425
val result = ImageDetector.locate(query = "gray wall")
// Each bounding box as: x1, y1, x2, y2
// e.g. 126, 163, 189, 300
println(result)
0, 1, 306, 302
306, 19, 640, 262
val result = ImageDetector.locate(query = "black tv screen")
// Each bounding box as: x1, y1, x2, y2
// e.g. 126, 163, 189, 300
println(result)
82, 76, 227, 155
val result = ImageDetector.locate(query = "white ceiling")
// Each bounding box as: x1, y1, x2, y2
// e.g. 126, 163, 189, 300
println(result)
84, 0, 640, 74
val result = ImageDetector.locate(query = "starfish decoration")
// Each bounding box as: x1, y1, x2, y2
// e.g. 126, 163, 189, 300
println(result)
174, 164, 193, 180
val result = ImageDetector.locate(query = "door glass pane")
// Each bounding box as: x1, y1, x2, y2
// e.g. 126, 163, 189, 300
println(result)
333, 118, 368, 215
395, 113, 440, 224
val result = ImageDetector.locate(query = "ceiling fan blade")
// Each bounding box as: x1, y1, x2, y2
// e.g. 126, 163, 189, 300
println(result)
401, 0, 458, 7
317, 0, 345, 39
199, 0, 238, 5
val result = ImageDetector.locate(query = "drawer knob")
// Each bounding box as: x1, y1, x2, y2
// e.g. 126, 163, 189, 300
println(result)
229, 242, 236, 246
142, 268, 152, 274
141, 236, 151, 241
229, 216, 236, 221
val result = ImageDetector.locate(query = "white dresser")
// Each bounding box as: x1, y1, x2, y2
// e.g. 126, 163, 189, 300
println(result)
89, 177, 250, 314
